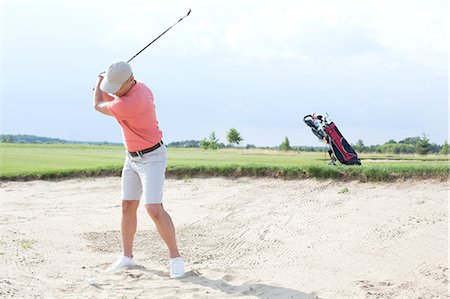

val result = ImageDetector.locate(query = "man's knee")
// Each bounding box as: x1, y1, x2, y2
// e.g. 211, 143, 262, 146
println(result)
145, 204, 163, 219
122, 200, 139, 214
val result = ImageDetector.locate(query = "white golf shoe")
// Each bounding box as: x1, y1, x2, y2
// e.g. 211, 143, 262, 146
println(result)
169, 257, 185, 278
106, 255, 135, 273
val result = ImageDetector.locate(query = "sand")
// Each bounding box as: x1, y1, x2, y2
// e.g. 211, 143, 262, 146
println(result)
0, 177, 448, 298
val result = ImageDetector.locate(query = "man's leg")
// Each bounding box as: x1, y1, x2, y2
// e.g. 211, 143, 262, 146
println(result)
122, 200, 140, 257
145, 204, 180, 258
105, 199, 139, 273
140, 147, 184, 277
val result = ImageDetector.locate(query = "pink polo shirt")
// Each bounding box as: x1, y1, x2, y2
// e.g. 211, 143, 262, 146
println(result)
106, 82, 163, 152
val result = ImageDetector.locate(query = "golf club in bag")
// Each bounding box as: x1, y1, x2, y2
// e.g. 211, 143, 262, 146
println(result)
303, 113, 361, 165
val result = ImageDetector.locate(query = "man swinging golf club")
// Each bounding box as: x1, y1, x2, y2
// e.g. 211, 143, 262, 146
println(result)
93, 61, 185, 278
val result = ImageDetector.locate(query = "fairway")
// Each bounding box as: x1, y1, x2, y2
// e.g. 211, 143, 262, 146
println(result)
0, 143, 448, 181
0, 144, 124, 178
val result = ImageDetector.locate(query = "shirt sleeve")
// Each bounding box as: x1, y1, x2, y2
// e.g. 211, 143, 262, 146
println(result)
105, 99, 123, 118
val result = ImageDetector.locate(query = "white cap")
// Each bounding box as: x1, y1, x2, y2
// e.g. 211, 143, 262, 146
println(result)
100, 61, 133, 94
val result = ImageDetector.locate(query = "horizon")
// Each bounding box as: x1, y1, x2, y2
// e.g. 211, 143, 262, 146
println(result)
1, 1, 448, 146
0, 132, 446, 148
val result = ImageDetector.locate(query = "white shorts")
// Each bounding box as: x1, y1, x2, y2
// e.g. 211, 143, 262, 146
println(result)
121, 145, 167, 204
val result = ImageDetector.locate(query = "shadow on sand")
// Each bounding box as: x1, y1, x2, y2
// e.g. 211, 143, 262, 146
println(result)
133, 265, 319, 299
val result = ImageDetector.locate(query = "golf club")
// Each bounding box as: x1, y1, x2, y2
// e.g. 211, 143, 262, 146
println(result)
94, 9, 191, 89
126, 8, 192, 63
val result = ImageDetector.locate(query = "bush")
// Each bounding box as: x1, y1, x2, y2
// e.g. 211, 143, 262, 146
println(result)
280, 137, 292, 151
440, 140, 449, 155
416, 134, 431, 155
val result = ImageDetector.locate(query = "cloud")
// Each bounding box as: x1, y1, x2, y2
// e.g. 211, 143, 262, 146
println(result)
222, 2, 374, 61
99, 0, 448, 71
358, 1, 447, 69
219, 0, 447, 71
98, 3, 223, 58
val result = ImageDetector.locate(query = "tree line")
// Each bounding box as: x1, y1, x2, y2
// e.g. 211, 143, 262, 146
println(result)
352, 134, 448, 155
196, 130, 448, 155
2, 132, 448, 155
279, 134, 449, 155
0, 134, 121, 146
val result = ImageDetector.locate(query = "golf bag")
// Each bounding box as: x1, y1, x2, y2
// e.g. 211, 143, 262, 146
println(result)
303, 113, 361, 165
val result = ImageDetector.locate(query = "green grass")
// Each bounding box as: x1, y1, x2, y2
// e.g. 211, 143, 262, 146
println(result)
0, 143, 448, 182
339, 187, 350, 194
0, 143, 124, 179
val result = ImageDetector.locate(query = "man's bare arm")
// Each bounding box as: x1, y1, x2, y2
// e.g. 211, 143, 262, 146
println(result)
93, 76, 114, 116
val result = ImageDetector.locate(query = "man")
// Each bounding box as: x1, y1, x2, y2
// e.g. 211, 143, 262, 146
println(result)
93, 61, 185, 278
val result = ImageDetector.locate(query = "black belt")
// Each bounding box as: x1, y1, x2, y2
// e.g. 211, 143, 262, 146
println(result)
128, 141, 163, 157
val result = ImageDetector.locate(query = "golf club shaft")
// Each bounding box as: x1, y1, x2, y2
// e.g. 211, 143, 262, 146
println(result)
127, 8, 192, 63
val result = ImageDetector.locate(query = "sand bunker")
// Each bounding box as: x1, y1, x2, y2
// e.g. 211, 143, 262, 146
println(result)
1, 177, 448, 298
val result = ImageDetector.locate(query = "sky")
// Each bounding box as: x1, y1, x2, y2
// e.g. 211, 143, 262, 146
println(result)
1, 0, 448, 147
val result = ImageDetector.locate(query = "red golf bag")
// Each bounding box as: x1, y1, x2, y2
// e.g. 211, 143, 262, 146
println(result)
303, 114, 361, 165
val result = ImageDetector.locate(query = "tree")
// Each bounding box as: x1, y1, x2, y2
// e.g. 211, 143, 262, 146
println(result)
354, 139, 365, 152
208, 132, 219, 149
355, 139, 364, 147
1, 135, 13, 143
399, 137, 421, 145
226, 128, 243, 146
200, 131, 219, 150
200, 139, 210, 149
280, 136, 292, 151
440, 140, 449, 155
416, 133, 431, 155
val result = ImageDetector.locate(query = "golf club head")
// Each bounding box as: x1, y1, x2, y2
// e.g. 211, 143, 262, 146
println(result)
187, 8, 191, 16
